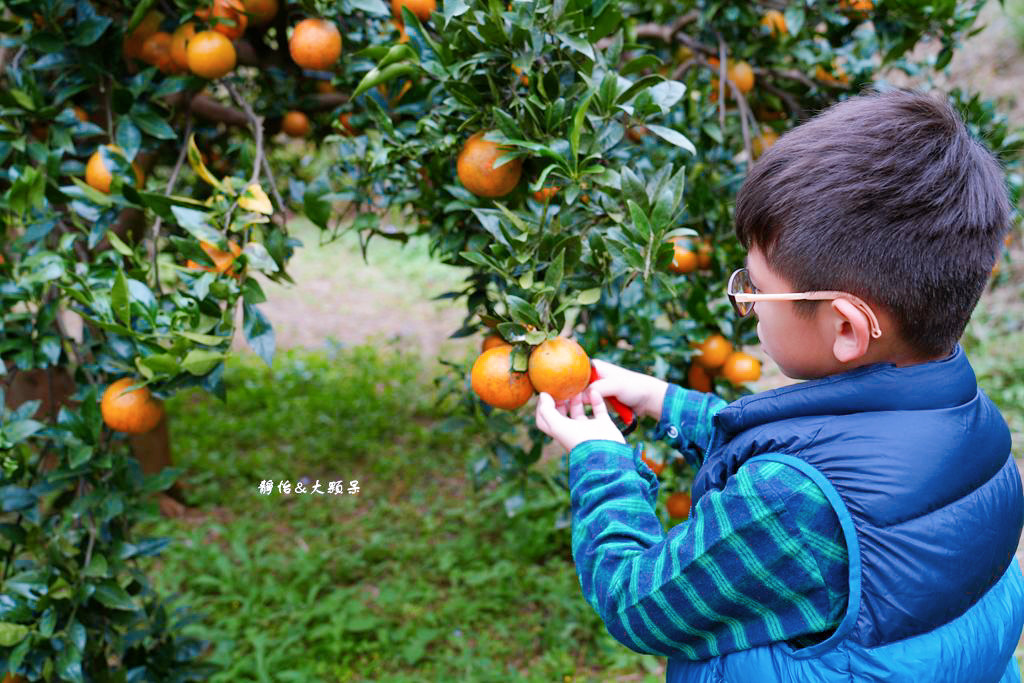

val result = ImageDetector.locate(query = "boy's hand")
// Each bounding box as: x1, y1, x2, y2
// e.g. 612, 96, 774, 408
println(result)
588, 359, 669, 420
535, 386, 626, 452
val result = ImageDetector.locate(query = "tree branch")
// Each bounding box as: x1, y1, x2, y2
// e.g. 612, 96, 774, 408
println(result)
150, 114, 193, 294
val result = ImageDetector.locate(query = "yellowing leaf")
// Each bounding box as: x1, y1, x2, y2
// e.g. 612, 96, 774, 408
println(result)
186, 133, 228, 193
238, 183, 274, 215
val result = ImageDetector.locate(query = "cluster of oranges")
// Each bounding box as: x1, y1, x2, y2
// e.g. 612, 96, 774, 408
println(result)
471, 337, 591, 410
690, 333, 761, 390
668, 237, 714, 275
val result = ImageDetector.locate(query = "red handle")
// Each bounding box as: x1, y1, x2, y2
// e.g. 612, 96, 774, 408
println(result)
588, 364, 636, 426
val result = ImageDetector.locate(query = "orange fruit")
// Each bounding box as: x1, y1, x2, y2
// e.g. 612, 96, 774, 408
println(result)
816, 60, 849, 87
289, 18, 342, 71
139, 31, 176, 73
696, 240, 713, 270
625, 126, 648, 143
839, 0, 873, 18
281, 110, 311, 137
3, 674, 27, 683
481, 333, 509, 352
532, 186, 559, 202
470, 346, 535, 410
641, 449, 665, 476
316, 80, 336, 93
667, 491, 692, 520
752, 131, 779, 159
693, 334, 733, 371
244, 0, 279, 26
761, 9, 788, 36
510, 64, 530, 86
728, 61, 755, 94
101, 378, 164, 434
211, 0, 248, 40
687, 363, 714, 393
391, 0, 437, 23
527, 337, 591, 402
187, 240, 243, 277
669, 238, 698, 274
170, 22, 197, 71
722, 351, 761, 385
187, 30, 237, 79
85, 145, 144, 194
338, 112, 358, 136
72, 105, 89, 122
122, 10, 163, 61
456, 131, 522, 198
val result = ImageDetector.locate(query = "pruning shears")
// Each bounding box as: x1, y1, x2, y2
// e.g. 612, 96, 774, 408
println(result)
588, 362, 638, 436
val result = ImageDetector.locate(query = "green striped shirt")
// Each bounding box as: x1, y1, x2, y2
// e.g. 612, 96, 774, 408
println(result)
568, 384, 849, 660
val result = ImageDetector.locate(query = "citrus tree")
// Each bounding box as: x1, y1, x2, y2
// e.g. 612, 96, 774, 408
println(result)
0, 0, 393, 677
0, 0, 1021, 678
328, 0, 1023, 523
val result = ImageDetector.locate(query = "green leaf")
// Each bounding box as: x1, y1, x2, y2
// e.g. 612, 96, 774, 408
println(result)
115, 119, 142, 161
506, 295, 542, 328
106, 230, 134, 257
139, 354, 180, 376
543, 250, 564, 292
182, 349, 224, 376
570, 92, 594, 161
243, 303, 275, 367
131, 108, 177, 140
171, 206, 221, 244
92, 581, 137, 611
0, 622, 28, 647
242, 242, 279, 273
348, 0, 389, 14
645, 124, 696, 155
577, 288, 601, 305
238, 183, 274, 215
173, 331, 227, 345
628, 200, 652, 241
556, 33, 595, 61
352, 64, 418, 99
112, 270, 131, 327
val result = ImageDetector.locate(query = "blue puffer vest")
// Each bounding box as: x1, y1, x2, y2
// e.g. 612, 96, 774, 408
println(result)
667, 345, 1024, 683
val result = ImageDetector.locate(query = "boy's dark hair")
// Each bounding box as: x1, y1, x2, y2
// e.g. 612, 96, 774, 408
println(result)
735, 86, 1012, 358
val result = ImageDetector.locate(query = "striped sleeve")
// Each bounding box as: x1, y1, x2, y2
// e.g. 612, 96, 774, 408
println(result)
569, 440, 849, 660
652, 384, 727, 468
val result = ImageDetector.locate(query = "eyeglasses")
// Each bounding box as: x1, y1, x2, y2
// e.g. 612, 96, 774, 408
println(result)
727, 268, 882, 339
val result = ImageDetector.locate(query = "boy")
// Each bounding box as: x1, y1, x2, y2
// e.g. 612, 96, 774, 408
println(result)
535, 87, 1024, 682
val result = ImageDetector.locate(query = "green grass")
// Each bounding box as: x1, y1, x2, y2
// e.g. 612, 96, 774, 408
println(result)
139, 346, 663, 682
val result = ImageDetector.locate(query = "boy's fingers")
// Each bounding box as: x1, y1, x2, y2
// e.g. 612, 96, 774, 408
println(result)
568, 392, 586, 419
536, 392, 562, 427
587, 386, 611, 420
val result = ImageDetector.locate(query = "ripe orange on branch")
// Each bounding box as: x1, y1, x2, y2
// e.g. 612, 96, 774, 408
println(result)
752, 130, 779, 159
669, 238, 697, 274
693, 334, 733, 371
457, 131, 522, 198
122, 10, 163, 60
139, 31, 176, 73
210, 0, 248, 40
761, 10, 788, 37
528, 337, 590, 402
289, 18, 342, 71
187, 30, 237, 79
481, 334, 509, 352
471, 346, 535, 410
281, 110, 311, 137
722, 351, 762, 385
170, 22, 197, 72
244, 0, 279, 26
641, 449, 665, 476
392, 0, 437, 23
102, 378, 164, 435
532, 186, 559, 202
687, 363, 714, 393
85, 145, 144, 194
667, 491, 692, 520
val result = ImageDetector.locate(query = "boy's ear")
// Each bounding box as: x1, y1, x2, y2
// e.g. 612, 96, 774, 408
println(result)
830, 298, 872, 364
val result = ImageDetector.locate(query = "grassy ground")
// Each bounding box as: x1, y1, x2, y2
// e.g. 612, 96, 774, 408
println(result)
139, 347, 664, 682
